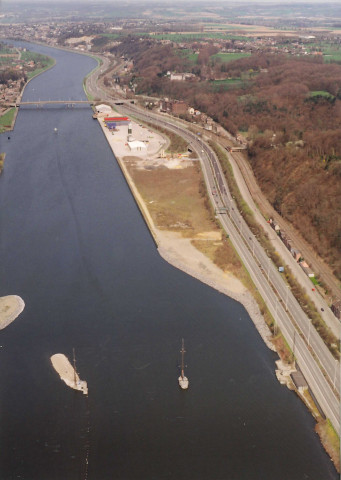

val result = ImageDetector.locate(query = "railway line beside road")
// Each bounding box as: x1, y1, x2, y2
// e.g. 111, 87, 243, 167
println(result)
118, 103, 340, 433
85, 64, 340, 433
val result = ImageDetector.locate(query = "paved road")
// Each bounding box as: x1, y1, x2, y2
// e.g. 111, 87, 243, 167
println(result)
119, 104, 340, 432
228, 150, 341, 338
180, 125, 340, 337
85, 66, 340, 433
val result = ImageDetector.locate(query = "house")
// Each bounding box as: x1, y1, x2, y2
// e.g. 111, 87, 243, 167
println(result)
160, 99, 188, 115
169, 72, 196, 82
95, 104, 112, 114
170, 73, 185, 81
290, 248, 301, 262
128, 140, 147, 153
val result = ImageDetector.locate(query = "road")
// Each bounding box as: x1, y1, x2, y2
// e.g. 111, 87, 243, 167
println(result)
228, 150, 341, 338
85, 63, 340, 433
171, 123, 340, 337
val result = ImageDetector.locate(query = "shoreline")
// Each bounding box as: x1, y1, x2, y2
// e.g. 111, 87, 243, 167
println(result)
0, 39, 56, 133
97, 111, 340, 471
97, 114, 275, 351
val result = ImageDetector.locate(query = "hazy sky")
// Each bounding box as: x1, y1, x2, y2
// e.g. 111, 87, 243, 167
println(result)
2, 0, 335, 3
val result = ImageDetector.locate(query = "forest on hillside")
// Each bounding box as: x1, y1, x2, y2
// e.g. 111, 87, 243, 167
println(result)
112, 39, 341, 280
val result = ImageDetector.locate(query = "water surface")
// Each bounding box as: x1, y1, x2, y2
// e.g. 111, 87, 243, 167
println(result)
0, 41, 337, 480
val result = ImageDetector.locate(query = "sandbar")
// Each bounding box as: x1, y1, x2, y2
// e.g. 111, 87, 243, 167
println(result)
0, 295, 25, 330
51, 353, 88, 395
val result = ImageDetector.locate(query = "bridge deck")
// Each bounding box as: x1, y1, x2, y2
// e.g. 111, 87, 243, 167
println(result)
17, 100, 93, 105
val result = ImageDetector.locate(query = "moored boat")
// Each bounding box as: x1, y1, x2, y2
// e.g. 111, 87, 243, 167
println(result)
178, 338, 189, 389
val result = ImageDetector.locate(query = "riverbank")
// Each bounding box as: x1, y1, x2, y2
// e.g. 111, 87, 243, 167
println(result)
97, 113, 275, 352
97, 111, 340, 472
0, 43, 56, 133
0, 295, 25, 329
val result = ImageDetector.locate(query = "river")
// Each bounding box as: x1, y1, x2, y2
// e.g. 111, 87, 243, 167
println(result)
0, 41, 337, 480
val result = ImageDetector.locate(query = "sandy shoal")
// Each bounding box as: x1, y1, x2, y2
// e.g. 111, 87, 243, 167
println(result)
0, 295, 25, 330
51, 354, 88, 394
51, 354, 79, 383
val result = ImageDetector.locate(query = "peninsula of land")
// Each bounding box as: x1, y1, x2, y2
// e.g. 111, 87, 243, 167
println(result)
97, 111, 275, 351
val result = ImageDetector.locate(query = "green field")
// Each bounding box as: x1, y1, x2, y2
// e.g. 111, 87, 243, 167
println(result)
323, 48, 341, 63
150, 32, 253, 42
308, 91, 335, 100
212, 52, 251, 63
0, 44, 14, 54
21, 51, 55, 79
204, 23, 252, 30
0, 56, 16, 66
0, 44, 18, 66
0, 108, 16, 133
209, 77, 244, 91
101, 33, 122, 39
175, 48, 199, 64
307, 42, 341, 63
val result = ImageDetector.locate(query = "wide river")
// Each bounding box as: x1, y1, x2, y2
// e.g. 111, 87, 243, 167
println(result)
0, 41, 337, 480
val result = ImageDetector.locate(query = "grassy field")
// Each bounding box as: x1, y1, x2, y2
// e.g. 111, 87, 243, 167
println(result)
212, 52, 251, 63
0, 108, 16, 133
0, 152, 5, 173
307, 42, 341, 63
209, 78, 244, 91
141, 121, 189, 154
316, 419, 340, 472
0, 44, 18, 66
127, 162, 217, 236
308, 90, 335, 100
0, 57, 15, 66
21, 51, 55, 79
151, 33, 253, 42
176, 48, 199, 64
203, 23, 256, 31
101, 33, 122, 39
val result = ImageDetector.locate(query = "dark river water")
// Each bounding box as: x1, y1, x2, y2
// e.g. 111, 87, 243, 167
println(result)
0, 41, 337, 480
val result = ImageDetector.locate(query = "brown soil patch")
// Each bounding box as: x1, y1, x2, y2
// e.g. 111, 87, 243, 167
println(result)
127, 163, 217, 237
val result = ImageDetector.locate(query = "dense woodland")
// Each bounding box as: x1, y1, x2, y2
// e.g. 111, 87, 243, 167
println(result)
112, 39, 341, 280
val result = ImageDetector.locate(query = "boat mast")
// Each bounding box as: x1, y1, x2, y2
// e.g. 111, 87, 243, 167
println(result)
73, 347, 77, 387
180, 339, 186, 379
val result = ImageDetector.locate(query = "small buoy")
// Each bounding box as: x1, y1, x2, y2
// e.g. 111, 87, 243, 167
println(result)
54, 128, 58, 133
8, 136, 10, 140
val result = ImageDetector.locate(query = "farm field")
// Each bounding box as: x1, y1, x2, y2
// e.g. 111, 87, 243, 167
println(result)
0, 108, 16, 133
209, 77, 244, 91
150, 32, 253, 42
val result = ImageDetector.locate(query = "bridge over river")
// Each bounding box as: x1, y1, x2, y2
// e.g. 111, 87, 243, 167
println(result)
8, 99, 135, 108
10, 100, 94, 107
